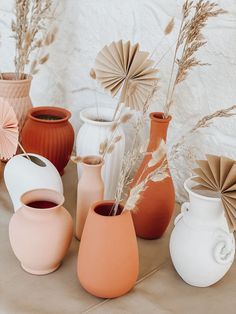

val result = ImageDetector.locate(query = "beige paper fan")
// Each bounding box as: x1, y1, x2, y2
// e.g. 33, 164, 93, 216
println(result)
192, 154, 236, 232
93, 40, 158, 111
0, 103, 19, 160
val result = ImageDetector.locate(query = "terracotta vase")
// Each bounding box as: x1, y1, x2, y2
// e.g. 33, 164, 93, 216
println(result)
9, 188, 73, 275
21, 106, 74, 175
132, 112, 175, 239
0, 73, 32, 133
77, 201, 139, 298
76, 156, 104, 240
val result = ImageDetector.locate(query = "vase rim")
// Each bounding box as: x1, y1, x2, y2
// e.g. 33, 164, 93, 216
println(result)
184, 177, 221, 202
81, 155, 104, 167
0, 72, 32, 83
150, 112, 172, 123
20, 188, 65, 212
91, 200, 128, 218
80, 107, 118, 126
28, 106, 71, 124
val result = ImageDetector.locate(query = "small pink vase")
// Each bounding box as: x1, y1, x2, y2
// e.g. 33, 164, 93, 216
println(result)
0, 73, 32, 133
76, 156, 104, 240
9, 189, 73, 275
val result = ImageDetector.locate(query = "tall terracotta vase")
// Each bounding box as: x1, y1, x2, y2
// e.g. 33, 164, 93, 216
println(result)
9, 188, 73, 275
0, 73, 32, 132
21, 106, 74, 175
132, 112, 175, 239
76, 156, 104, 240
77, 201, 139, 298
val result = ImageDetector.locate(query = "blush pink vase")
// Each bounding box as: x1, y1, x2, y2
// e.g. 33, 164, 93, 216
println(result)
9, 189, 73, 275
76, 156, 104, 240
0, 73, 32, 133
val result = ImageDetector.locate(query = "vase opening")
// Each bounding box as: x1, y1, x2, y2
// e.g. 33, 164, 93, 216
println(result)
80, 107, 119, 127
28, 107, 71, 123
22, 155, 46, 167
82, 155, 103, 166
21, 189, 64, 211
185, 177, 221, 201
150, 112, 172, 122
26, 200, 58, 209
1, 72, 31, 81
94, 202, 123, 217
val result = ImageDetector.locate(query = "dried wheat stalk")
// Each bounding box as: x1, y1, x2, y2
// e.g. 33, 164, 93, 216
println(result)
170, 104, 236, 159
12, 0, 57, 79
163, 0, 226, 117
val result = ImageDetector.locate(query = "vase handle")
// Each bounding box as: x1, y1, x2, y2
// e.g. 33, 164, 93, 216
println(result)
213, 229, 235, 265
174, 202, 190, 226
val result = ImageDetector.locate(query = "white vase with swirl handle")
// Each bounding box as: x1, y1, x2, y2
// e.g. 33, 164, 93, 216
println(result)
170, 177, 235, 287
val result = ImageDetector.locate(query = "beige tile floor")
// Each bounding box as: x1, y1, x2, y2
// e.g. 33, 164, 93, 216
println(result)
0, 162, 235, 314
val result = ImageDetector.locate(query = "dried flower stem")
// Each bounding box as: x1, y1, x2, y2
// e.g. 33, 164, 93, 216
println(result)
170, 104, 236, 159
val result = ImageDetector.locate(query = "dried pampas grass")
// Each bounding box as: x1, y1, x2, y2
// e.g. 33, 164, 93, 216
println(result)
163, 0, 226, 117
12, 0, 57, 79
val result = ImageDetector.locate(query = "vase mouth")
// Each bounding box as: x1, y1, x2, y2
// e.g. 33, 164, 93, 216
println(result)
28, 106, 71, 123
0, 72, 32, 83
91, 200, 125, 217
82, 155, 104, 167
20, 188, 64, 211
184, 177, 221, 202
150, 112, 172, 123
80, 107, 118, 126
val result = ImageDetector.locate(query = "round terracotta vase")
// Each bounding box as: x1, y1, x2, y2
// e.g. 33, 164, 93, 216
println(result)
21, 106, 74, 174
131, 112, 175, 239
9, 188, 73, 275
0, 73, 32, 133
77, 201, 139, 298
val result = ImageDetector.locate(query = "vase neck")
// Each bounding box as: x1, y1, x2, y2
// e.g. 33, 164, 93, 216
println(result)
0, 73, 31, 98
148, 112, 171, 151
189, 193, 224, 221
80, 160, 103, 182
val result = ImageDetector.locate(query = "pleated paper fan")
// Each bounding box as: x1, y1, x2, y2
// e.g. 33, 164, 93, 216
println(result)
0, 103, 19, 160
93, 40, 159, 111
192, 154, 236, 232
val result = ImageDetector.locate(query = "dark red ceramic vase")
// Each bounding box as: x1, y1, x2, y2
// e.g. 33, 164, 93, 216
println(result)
131, 112, 175, 239
21, 106, 74, 175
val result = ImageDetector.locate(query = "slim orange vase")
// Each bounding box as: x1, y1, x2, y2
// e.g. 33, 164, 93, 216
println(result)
76, 156, 104, 240
0, 73, 32, 133
132, 112, 175, 239
77, 201, 139, 298
21, 106, 74, 174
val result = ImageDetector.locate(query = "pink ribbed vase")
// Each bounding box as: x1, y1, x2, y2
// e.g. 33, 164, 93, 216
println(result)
21, 106, 74, 175
0, 73, 32, 132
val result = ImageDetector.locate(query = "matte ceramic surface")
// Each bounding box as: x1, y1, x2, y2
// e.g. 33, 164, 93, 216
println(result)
77, 201, 139, 298
76, 156, 104, 240
4, 153, 63, 212
76, 107, 125, 199
132, 112, 175, 239
0, 73, 32, 133
21, 106, 74, 174
9, 189, 73, 275
170, 177, 235, 287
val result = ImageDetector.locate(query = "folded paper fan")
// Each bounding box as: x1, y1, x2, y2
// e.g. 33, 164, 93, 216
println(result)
93, 40, 158, 111
192, 154, 236, 232
0, 103, 19, 160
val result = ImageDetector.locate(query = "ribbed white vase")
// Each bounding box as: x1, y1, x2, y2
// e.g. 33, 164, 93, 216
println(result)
76, 107, 125, 199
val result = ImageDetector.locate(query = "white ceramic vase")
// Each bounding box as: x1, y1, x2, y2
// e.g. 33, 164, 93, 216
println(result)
76, 107, 125, 199
4, 153, 63, 212
170, 177, 235, 287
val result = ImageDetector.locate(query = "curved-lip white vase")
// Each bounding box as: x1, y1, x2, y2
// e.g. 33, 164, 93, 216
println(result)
76, 107, 125, 199
4, 153, 63, 212
170, 177, 235, 287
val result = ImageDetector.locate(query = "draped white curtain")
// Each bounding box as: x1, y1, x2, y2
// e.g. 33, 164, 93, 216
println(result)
1, 0, 236, 201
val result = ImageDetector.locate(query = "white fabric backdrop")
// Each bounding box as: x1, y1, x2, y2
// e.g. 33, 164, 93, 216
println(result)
1, 0, 236, 201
